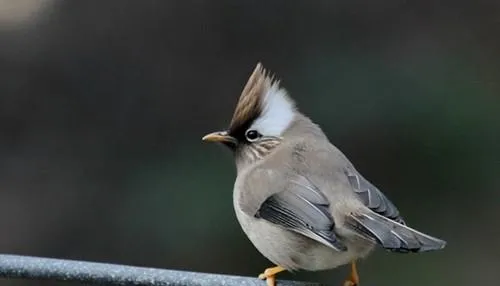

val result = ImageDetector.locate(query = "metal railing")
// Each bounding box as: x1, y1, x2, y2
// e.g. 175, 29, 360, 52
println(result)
0, 254, 326, 285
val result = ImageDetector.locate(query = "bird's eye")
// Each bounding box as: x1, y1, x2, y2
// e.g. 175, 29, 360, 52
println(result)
245, 130, 261, 142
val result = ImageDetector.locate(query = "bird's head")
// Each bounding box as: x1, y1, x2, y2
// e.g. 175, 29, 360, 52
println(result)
203, 63, 303, 168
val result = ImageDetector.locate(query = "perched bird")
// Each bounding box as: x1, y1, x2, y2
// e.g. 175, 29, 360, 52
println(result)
202, 63, 446, 286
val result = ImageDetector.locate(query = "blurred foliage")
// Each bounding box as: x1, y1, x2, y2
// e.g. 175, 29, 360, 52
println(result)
0, 1, 499, 286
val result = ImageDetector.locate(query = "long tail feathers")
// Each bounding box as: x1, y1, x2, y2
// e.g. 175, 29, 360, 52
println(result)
345, 212, 446, 253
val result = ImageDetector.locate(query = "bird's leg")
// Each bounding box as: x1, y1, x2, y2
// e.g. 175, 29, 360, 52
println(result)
258, 265, 286, 286
343, 260, 360, 286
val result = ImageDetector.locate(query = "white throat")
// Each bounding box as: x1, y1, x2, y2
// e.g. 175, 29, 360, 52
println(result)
250, 83, 295, 137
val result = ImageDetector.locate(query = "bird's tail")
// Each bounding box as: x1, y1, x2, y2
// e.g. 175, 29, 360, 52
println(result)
345, 211, 446, 253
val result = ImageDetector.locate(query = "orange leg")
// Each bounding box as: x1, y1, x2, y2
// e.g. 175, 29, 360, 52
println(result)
258, 265, 286, 286
343, 261, 360, 286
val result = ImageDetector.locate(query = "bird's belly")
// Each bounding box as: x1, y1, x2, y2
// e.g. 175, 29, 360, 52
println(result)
234, 207, 374, 271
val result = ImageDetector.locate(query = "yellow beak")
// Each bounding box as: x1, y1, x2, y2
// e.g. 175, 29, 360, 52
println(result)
202, 131, 237, 145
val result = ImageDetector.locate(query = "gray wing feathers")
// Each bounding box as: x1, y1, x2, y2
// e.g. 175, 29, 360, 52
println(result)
345, 212, 446, 253
256, 175, 347, 251
345, 169, 404, 223
343, 168, 446, 252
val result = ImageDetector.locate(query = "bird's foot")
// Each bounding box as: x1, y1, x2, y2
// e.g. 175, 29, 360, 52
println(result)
258, 265, 286, 286
343, 280, 358, 286
342, 260, 359, 286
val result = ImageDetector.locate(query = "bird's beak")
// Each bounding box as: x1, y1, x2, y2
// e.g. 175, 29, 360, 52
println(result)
202, 131, 237, 145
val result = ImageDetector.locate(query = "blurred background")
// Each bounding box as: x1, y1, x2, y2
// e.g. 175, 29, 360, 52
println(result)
0, 0, 499, 285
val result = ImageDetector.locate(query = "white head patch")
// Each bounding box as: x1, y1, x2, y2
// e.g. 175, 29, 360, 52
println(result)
249, 83, 295, 136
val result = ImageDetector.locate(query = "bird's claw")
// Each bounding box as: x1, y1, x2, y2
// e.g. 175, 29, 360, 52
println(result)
258, 266, 285, 286
341, 260, 359, 286
260, 275, 276, 286
343, 280, 358, 286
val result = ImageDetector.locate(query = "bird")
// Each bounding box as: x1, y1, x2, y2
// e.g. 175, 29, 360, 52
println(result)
202, 63, 446, 286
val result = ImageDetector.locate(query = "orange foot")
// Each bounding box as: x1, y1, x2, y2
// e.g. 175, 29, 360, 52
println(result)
258, 265, 286, 286
343, 260, 359, 286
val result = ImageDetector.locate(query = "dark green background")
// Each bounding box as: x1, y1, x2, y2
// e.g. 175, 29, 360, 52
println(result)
0, 1, 498, 285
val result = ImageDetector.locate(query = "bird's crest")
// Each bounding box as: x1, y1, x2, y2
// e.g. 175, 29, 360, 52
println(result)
229, 63, 295, 137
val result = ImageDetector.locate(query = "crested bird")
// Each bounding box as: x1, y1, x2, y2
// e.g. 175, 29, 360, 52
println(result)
202, 63, 446, 286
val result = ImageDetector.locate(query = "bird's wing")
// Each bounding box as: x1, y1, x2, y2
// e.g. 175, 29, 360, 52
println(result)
344, 210, 447, 252
344, 168, 405, 224
343, 168, 446, 252
254, 173, 347, 252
